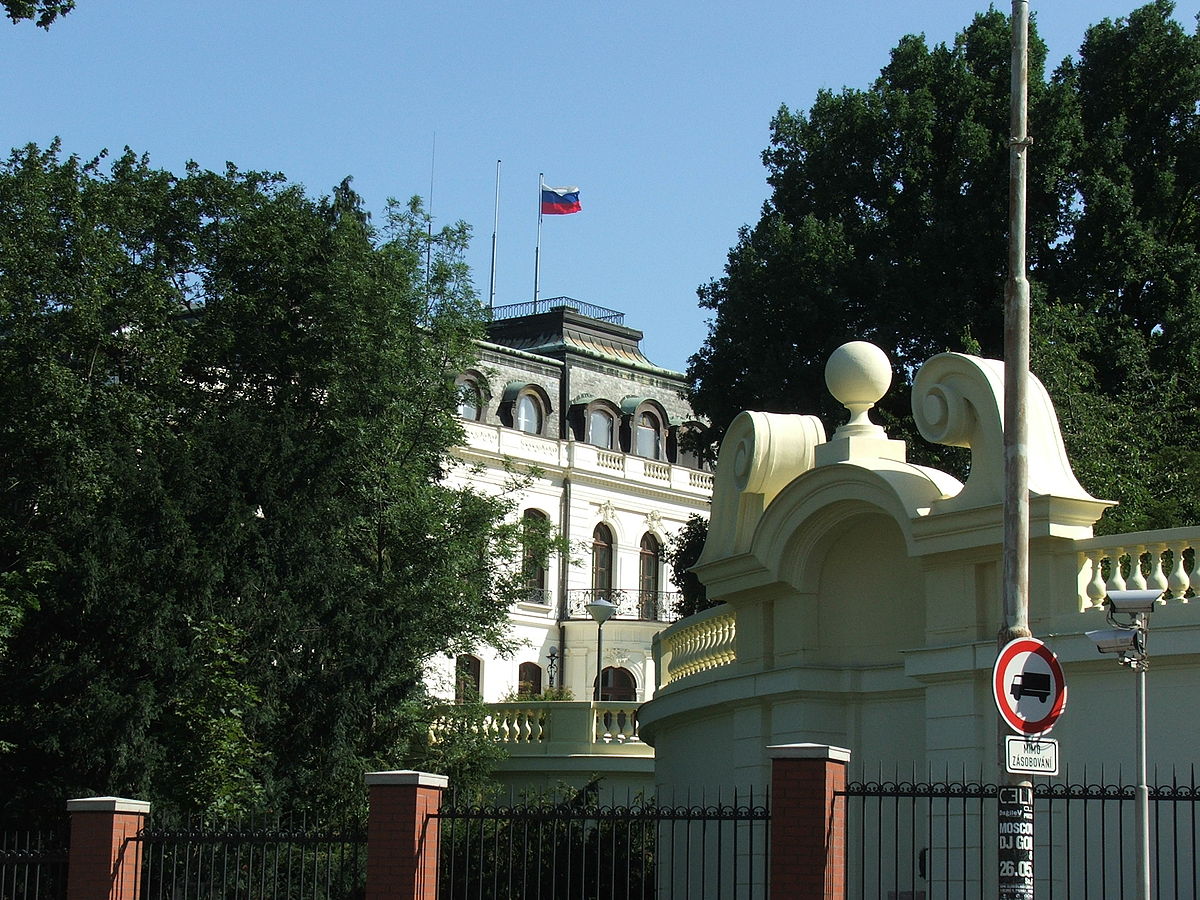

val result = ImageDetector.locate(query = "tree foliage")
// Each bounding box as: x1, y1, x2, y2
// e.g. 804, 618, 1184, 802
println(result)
664, 514, 715, 618
0, 143, 525, 815
4, 0, 74, 27
689, 1, 1200, 534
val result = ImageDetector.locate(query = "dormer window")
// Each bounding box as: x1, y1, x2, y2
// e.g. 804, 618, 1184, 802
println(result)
516, 393, 544, 434
455, 371, 489, 422
636, 411, 662, 459
457, 381, 481, 421
589, 408, 615, 449
500, 382, 553, 436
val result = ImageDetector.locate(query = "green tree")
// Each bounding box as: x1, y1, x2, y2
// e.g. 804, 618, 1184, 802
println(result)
689, 2, 1200, 533
0, 143, 524, 816
664, 514, 715, 618
4, 0, 74, 27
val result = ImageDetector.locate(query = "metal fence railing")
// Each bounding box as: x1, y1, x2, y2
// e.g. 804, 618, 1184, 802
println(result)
840, 769, 1200, 899
132, 813, 365, 900
0, 825, 69, 900
435, 786, 770, 900
489, 298, 624, 325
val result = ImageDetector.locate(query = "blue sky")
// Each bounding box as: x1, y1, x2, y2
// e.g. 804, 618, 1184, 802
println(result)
5, 1, 1197, 373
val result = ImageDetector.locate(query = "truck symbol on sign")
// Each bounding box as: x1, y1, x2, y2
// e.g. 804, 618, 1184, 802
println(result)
1010, 672, 1051, 702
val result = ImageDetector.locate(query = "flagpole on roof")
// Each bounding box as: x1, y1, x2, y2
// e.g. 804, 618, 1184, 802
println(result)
534, 172, 544, 305
489, 160, 500, 311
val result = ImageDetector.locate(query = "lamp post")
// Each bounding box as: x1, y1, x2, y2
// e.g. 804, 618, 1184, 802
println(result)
1086, 588, 1160, 900
586, 597, 616, 701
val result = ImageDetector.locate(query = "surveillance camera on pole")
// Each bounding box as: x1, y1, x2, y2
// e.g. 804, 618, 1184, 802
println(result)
1085, 629, 1137, 655
1088, 588, 1162, 900
1105, 589, 1161, 616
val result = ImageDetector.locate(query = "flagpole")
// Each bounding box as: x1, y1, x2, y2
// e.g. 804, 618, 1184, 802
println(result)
534, 172, 544, 305
489, 160, 500, 311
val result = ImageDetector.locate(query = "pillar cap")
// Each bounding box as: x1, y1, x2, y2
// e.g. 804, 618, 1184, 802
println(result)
66, 797, 151, 814
364, 770, 449, 788
766, 743, 852, 763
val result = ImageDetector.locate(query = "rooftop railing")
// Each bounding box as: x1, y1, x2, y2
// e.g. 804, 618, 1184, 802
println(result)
488, 297, 625, 325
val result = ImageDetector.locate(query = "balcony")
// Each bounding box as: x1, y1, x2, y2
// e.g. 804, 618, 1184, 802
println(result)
470, 701, 650, 759
455, 421, 714, 497
431, 701, 650, 769
565, 589, 683, 623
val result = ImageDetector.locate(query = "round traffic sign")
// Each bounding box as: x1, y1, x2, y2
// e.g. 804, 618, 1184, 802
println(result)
993, 638, 1067, 735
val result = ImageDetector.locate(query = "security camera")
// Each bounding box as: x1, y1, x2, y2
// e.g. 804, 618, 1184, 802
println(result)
1086, 629, 1135, 654
1105, 590, 1162, 615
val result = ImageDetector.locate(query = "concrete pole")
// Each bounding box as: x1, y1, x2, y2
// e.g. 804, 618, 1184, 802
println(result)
1002, 0, 1032, 648
999, 5, 1036, 898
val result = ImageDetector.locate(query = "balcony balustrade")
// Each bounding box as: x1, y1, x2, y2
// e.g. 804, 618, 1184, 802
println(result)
565, 589, 683, 623
654, 604, 737, 689
454, 422, 713, 496
1076, 526, 1200, 610
431, 701, 650, 759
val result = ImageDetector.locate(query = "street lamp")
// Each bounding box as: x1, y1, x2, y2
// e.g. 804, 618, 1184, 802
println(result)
1086, 588, 1160, 900
586, 597, 616, 701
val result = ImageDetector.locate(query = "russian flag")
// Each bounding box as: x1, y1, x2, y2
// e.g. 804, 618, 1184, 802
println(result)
541, 185, 581, 215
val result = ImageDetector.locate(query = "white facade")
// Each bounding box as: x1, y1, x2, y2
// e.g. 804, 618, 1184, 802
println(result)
430, 300, 712, 719
642, 342, 1200, 792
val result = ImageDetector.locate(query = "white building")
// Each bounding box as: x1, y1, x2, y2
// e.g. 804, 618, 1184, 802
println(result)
430, 299, 713, 789
641, 340, 1200, 792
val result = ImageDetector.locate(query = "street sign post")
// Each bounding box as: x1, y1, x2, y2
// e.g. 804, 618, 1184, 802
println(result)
993, 637, 1067, 736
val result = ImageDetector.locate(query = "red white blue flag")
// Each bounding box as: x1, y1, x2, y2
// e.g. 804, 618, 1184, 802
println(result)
540, 185, 581, 215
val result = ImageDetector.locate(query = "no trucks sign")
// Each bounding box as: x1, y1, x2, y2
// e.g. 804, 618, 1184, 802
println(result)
993, 637, 1067, 736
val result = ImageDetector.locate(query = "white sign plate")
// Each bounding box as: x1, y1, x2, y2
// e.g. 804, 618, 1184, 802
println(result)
1005, 736, 1059, 776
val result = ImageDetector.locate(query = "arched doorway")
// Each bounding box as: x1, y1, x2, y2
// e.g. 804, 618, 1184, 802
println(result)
592, 665, 637, 702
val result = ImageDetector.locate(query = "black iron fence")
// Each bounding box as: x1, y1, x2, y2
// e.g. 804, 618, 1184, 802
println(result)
435, 787, 770, 900
840, 769, 1200, 899
132, 813, 366, 900
0, 825, 68, 900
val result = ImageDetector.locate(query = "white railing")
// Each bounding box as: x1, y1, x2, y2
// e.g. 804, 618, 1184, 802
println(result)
1076, 526, 1200, 610
433, 702, 650, 757
655, 605, 737, 688
454, 424, 714, 496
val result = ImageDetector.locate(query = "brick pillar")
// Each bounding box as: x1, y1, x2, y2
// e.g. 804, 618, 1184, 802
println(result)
767, 743, 851, 900
65, 796, 150, 900
364, 770, 448, 900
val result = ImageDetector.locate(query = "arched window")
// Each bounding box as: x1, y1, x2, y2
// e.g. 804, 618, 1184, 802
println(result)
639, 533, 661, 618
456, 380, 481, 421
588, 408, 615, 449
518, 661, 543, 697
521, 509, 550, 601
516, 393, 544, 435
455, 373, 487, 421
593, 666, 637, 702
592, 524, 614, 599
455, 654, 481, 703
636, 411, 662, 459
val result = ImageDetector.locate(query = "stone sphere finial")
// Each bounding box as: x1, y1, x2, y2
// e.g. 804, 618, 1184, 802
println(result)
825, 341, 892, 435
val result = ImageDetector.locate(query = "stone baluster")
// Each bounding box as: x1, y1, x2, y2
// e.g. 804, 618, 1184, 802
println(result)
1085, 550, 1106, 608
1190, 546, 1200, 600
1127, 544, 1149, 591
1167, 542, 1190, 601
1147, 543, 1169, 596
1106, 547, 1128, 593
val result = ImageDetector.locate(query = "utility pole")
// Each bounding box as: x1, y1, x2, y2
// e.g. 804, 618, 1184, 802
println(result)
999, 3, 1035, 899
